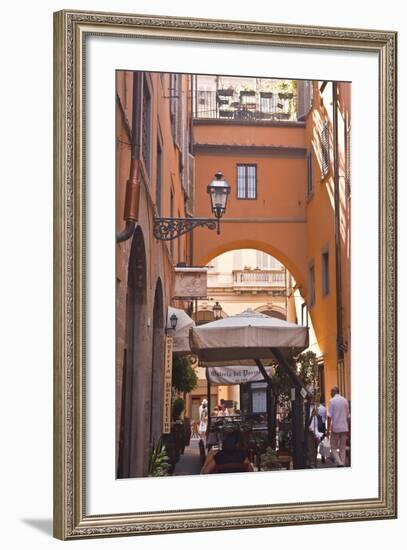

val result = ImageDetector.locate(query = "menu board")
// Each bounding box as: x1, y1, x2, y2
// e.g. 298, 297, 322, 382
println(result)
162, 336, 173, 434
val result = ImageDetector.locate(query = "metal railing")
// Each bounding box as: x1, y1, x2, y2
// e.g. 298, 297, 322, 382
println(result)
193, 90, 297, 121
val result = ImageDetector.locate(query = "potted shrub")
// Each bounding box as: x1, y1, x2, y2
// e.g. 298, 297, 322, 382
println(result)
148, 440, 171, 477
259, 447, 281, 471
172, 397, 186, 456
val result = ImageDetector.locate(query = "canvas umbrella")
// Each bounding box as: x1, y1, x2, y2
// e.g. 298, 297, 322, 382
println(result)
190, 308, 308, 362
190, 309, 310, 467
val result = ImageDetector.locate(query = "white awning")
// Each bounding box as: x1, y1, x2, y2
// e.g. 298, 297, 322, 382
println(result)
167, 306, 195, 355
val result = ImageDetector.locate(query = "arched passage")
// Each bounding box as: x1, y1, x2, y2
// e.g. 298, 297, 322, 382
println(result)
200, 247, 304, 329
117, 226, 148, 478
195, 238, 307, 297
255, 304, 287, 320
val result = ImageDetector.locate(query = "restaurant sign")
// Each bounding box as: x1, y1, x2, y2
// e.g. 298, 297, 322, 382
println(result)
162, 336, 173, 434
207, 365, 274, 385
173, 267, 207, 298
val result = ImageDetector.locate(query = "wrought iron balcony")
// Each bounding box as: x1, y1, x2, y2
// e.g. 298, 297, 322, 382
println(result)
193, 89, 297, 122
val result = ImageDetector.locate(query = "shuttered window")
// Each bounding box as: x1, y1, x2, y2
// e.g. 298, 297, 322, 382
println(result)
308, 262, 316, 308
345, 126, 351, 196
156, 140, 162, 215
321, 249, 330, 297
141, 77, 151, 176
170, 73, 179, 145
237, 164, 257, 199
297, 80, 313, 121
321, 121, 329, 178
306, 149, 313, 197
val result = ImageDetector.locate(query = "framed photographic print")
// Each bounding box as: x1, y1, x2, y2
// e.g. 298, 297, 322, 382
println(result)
53, 9, 397, 540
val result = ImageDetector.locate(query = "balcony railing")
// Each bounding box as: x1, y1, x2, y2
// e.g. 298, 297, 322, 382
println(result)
193, 90, 297, 122
232, 269, 286, 288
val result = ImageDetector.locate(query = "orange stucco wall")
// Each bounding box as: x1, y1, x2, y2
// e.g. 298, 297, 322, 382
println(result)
303, 81, 351, 400
116, 71, 192, 475
194, 124, 306, 290
193, 82, 351, 402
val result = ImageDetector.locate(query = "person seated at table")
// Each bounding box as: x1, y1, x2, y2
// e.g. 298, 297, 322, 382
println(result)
211, 406, 219, 417
218, 399, 229, 416
201, 431, 253, 474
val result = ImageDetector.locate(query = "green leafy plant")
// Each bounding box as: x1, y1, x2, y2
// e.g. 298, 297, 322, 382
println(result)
296, 350, 319, 389
148, 440, 171, 477
172, 356, 198, 393
259, 447, 280, 471
172, 397, 185, 421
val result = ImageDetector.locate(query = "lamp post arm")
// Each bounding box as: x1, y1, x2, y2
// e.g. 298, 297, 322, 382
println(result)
153, 217, 217, 241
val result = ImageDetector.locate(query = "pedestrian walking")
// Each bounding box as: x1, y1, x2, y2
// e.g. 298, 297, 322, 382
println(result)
198, 403, 208, 438
317, 399, 327, 462
305, 398, 323, 468
327, 386, 350, 466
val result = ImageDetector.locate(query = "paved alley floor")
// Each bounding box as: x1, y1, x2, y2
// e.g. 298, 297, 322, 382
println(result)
173, 438, 202, 476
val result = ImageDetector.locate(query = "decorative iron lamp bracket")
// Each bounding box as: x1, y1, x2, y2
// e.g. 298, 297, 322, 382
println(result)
153, 217, 218, 241
153, 172, 230, 241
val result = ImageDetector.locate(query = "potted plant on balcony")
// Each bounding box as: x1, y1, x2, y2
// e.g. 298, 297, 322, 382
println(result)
217, 86, 235, 97
239, 89, 256, 98
278, 92, 294, 100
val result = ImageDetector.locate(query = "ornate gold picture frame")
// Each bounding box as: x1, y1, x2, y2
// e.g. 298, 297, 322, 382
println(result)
53, 9, 397, 540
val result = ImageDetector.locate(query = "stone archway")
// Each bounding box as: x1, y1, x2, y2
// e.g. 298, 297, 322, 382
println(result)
117, 226, 148, 478
255, 304, 287, 320
195, 238, 307, 297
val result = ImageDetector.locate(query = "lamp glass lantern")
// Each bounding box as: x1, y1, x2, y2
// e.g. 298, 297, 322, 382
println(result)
212, 301, 223, 320
169, 313, 178, 331
207, 172, 231, 233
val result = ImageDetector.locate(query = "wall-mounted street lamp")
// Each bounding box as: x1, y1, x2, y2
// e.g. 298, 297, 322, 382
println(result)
153, 172, 230, 241
212, 301, 223, 320
165, 313, 178, 335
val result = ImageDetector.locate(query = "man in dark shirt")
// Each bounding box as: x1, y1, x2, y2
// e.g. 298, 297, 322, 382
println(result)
201, 431, 253, 474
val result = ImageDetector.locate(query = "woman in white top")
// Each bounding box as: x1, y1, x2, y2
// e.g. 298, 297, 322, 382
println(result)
199, 403, 208, 437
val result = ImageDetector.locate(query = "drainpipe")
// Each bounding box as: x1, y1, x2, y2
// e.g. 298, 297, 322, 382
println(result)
116, 72, 142, 242
332, 82, 344, 361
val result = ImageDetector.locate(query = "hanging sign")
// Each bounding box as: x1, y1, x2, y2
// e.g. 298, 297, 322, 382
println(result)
162, 336, 173, 434
207, 365, 274, 385
173, 267, 207, 298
